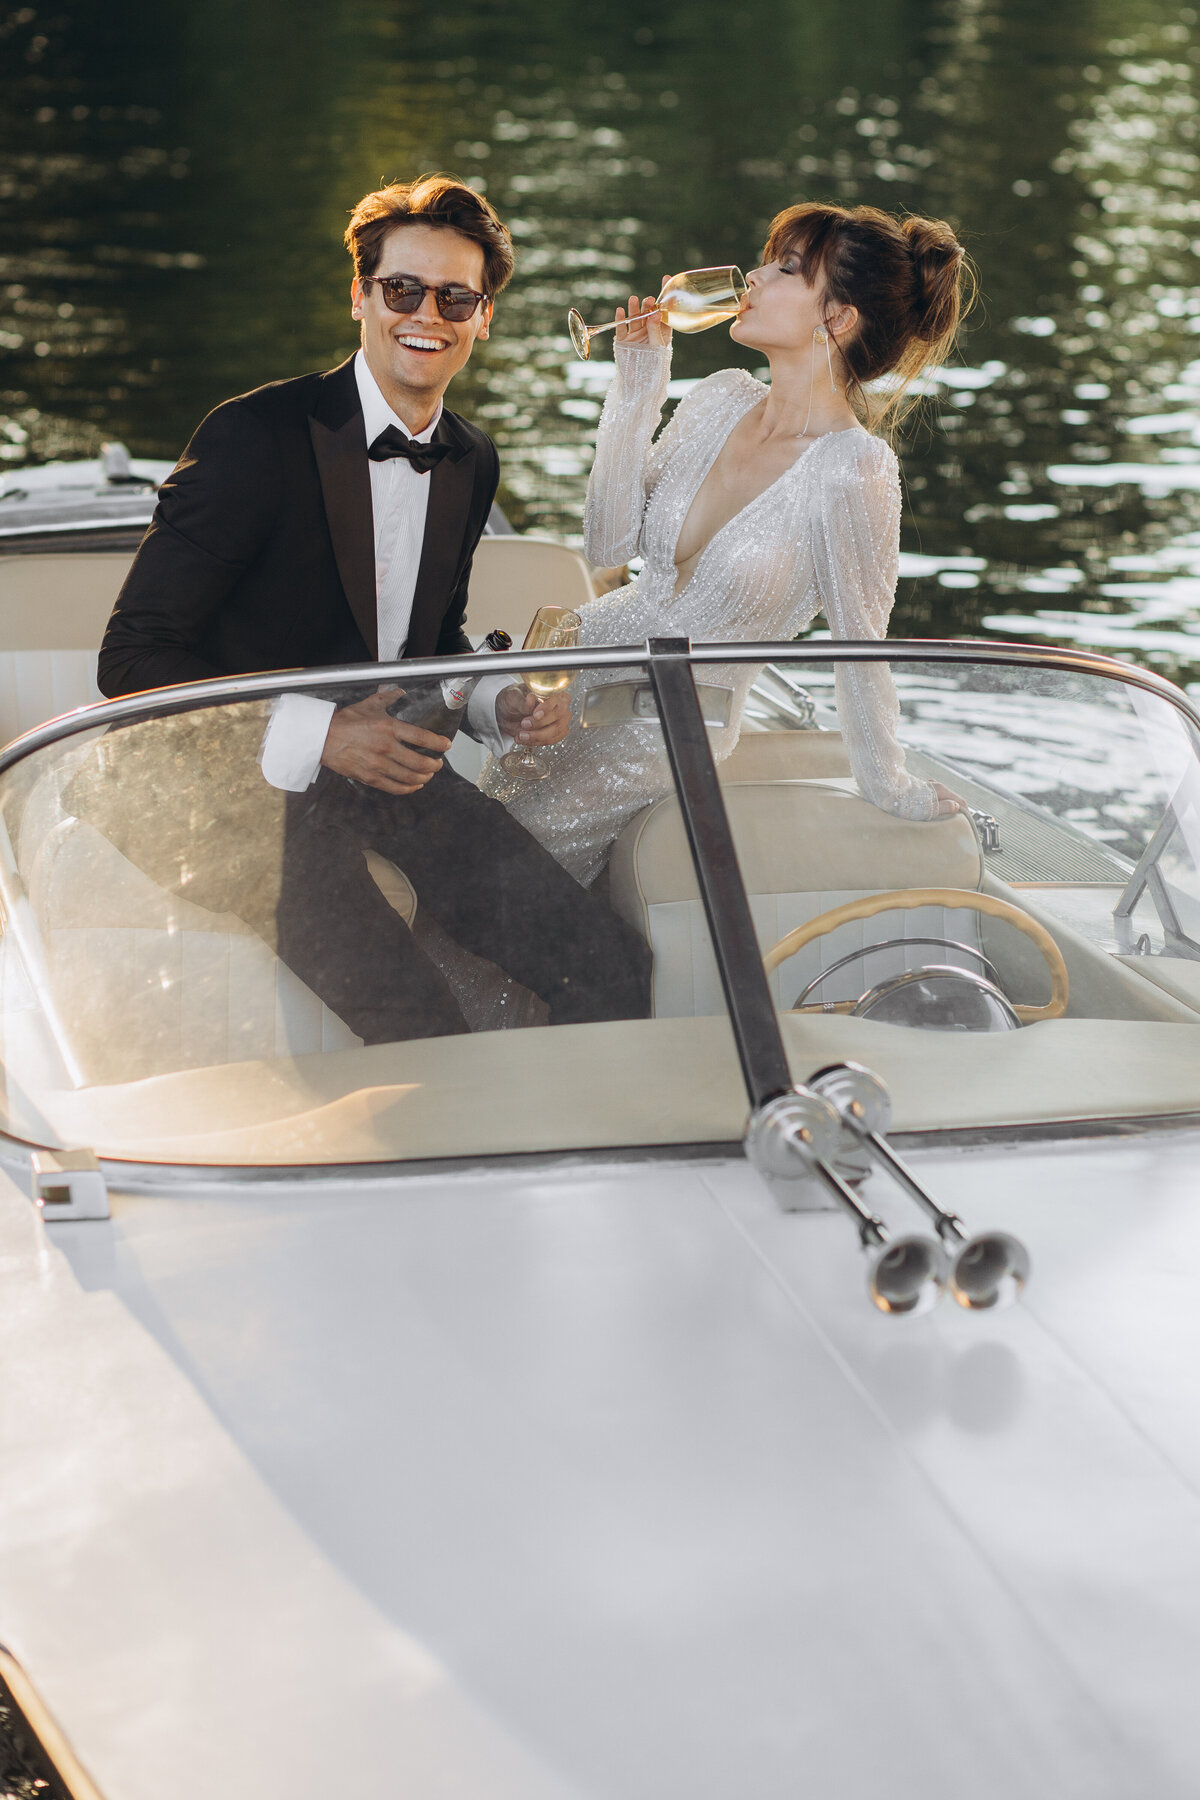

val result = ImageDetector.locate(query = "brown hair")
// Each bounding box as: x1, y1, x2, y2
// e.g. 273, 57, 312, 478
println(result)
345, 173, 515, 297
762, 202, 973, 433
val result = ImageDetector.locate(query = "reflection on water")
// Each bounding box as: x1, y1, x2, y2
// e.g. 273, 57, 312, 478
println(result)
3, 0, 1200, 687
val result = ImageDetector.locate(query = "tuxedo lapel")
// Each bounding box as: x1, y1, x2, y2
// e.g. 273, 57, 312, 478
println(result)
308, 359, 378, 658
405, 410, 477, 658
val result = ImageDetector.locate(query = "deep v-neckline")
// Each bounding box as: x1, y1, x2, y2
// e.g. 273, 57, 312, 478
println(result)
670, 384, 863, 599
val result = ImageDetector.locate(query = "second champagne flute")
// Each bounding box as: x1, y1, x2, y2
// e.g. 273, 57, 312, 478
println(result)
498, 605, 583, 781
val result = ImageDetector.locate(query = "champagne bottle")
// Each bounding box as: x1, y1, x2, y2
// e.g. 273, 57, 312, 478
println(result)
385, 629, 513, 757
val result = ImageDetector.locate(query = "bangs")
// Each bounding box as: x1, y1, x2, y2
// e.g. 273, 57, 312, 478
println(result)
762, 204, 847, 284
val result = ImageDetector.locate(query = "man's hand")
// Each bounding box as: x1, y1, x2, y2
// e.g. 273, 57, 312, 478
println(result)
320, 689, 449, 795
495, 684, 572, 747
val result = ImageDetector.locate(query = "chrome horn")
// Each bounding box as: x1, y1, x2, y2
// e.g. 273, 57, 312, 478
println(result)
807, 1063, 1030, 1311
745, 1089, 949, 1316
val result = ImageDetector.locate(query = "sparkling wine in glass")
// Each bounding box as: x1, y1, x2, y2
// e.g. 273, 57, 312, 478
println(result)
498, 605, 582, 780
567, 266, 747, 361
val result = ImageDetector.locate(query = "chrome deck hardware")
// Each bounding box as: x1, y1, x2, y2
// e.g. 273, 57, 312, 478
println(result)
745, 666, 820, 730
766, 666, 819, 727
968, 808, 1002, 854
1113, 770, 1200, 960
808, 1062, 1029, 1310
745, 1090, 948, 1316
31, 1149, 109, 1221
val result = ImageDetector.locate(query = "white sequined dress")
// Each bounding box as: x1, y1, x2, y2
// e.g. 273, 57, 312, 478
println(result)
479, 340, 937, 886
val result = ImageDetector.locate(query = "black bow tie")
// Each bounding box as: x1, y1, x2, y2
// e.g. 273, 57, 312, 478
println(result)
367, 426, 453, 474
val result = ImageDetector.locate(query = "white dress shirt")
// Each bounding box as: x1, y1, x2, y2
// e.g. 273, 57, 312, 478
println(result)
260, 351, 513, 791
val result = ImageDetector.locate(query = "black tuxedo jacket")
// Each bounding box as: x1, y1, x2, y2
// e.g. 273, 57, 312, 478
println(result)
97, 355, 499, 699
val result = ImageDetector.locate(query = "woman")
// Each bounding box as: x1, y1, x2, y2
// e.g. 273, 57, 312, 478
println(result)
481, 201, 970, 886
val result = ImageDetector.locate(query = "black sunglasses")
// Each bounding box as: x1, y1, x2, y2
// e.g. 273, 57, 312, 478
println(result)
362, 273, 488, 322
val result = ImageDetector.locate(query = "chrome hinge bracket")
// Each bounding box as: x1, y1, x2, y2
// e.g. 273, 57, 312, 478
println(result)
31, 1149, 109, 1221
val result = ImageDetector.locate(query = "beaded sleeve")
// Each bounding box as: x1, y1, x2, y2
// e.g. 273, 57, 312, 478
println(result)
582, 342, 673, 565
808, 434, 939, 821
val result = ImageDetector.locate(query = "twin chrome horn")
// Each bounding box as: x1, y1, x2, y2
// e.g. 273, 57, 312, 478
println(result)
746, 1085, 949, 1317
746, 1061, 1029, 1315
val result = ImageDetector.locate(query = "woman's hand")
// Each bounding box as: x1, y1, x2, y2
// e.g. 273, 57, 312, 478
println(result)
930, 781, 969, 818
615, 292, 671, 349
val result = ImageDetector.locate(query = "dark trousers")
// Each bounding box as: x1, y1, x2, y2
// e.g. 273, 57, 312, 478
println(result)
273, 766, 651, 1043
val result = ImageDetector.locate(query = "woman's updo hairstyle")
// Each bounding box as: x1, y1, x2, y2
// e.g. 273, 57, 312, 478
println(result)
762, 202, 973, 433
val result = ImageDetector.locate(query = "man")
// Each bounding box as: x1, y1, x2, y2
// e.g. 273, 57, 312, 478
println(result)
98, 173, 650, 1042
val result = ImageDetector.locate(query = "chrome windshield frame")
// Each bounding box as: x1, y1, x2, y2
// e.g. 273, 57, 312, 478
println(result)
2, 637, 1197, 776
646, 638, 793, 1107
1, 635, 1198, 1180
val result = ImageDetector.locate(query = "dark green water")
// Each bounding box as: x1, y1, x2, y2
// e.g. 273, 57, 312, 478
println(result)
4, 0, 1200, 687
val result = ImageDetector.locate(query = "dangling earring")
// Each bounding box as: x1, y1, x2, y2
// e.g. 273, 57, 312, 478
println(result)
815, 324, 837, 393
802, 326, 832, 436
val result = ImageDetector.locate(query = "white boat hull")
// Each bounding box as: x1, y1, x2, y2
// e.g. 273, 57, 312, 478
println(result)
3, 1132, 1198, 1797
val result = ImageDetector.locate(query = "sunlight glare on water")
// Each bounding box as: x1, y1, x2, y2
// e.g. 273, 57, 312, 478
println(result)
3, 0, 1200, 688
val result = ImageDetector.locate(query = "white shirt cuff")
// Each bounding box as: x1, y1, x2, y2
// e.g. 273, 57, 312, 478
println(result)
260, 693, 337, 791
467, 672, 519, 757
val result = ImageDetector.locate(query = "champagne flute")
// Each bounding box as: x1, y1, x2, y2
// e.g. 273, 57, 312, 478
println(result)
499, 605, 582, 780
567, 266, 747, 362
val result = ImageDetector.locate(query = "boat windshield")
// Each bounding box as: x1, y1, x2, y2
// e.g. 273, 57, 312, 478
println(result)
0, 644, 1197, 1167
727, 650, 1200, 1133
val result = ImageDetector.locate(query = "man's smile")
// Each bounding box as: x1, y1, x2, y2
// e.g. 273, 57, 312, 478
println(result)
394, 331, 450, 354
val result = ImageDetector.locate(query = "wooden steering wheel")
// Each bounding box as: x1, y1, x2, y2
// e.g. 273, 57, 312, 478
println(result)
762, 887, 1069, 1024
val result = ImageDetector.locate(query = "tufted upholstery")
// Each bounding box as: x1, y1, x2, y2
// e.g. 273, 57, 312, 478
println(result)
0, 551, 130, 746
0, 554, 434, 1086
609, 779, 986, 1015
1, 732, 415, 1087
16, 811, 360, 1085
0, 649, 103, 744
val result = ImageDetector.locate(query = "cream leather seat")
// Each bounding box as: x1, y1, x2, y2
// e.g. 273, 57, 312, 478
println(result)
609, 778, 984, 1016
463, 537, 595, 643
18, 812, 361, 1085
719, 728, 851, 784
0, 552, 131, 745
0, 569, 429, 1086
0, 539, 599, 747
0, 739, 427, 1087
